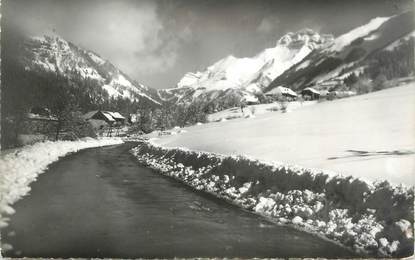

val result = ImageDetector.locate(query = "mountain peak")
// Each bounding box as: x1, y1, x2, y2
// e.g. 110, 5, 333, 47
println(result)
21, 34, 161, 106
266, 11, 413, 94
170, 28, 337, 109
29, 33, 68, 44
277, 29, 334, 50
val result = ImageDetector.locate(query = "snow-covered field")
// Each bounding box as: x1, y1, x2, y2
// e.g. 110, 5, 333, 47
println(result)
0, 137, 124, 252
151, 83, 415, 186
207, 101, 317, 122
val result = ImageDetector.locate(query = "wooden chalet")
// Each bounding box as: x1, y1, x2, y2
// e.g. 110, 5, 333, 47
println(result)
301, 87, 321, 100
265, 86, 298, 101
83, 110, 126, 126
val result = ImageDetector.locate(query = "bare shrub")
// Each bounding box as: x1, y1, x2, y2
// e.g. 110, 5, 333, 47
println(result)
373, 74, 388, 91
249, 106, 256, 115
279, 100, 288, 113
268, 106, 279, 112
354, 78, 373, 94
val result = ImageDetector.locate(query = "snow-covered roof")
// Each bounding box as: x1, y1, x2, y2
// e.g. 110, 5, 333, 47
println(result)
101, 112, 116, 122
242, 94, 259, 103
82, 110, 99, 120
302, 87, 320, 95
27, 113, 58, 121
113, 112, 125, 119
83, 110, 118, 122
107, 112, 125, 120
266, 86, 298, 97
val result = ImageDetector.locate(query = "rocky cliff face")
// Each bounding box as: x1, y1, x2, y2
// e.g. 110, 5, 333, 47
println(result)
20, 35, 160, 106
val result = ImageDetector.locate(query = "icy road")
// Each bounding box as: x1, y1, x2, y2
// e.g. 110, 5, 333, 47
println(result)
2, 143, 354, 258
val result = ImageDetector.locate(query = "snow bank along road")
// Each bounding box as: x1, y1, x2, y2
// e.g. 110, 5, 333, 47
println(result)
0, 138, 124, 235
1, 143, 354, 258
132, 142, 414, 257
152, 83, 415, 186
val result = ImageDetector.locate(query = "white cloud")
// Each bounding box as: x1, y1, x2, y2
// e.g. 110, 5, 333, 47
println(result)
117, 19, 193, 75
65, 1, 187, 76
257, 16, 280, 33
127, 38, 180, 74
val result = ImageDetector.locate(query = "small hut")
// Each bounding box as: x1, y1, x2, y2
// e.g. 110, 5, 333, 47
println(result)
265, 86, 298, 101
301, 87, 320, 100
106, 112, 126, 124
83, 110, 115, 126
242, 95, 260, 105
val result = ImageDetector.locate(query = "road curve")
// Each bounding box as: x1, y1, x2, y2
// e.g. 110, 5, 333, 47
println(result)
2, 142, 355, 258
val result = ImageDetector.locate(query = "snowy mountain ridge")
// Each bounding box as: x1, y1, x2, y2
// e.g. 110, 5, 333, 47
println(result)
164, 29, 334, 108
329, 16, 391, 52
177, 29, 333, 92
266, 11, 414, 93
21, 35, 161, 106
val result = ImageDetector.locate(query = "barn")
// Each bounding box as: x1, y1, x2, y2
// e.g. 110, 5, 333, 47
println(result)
265, 86, 298, 101
242, 94, 260, 105
83, 110, 126, 128
106, 112, 126, 123
301, 87, 320, 100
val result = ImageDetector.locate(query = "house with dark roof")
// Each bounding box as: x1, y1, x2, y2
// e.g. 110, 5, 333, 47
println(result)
27, 107, 58, 122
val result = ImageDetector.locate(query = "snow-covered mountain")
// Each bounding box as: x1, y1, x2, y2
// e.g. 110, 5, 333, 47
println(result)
266, 11, 414, 93
160, 29, 333, 108
20, 35, 160, 106
17, 11, 413, 115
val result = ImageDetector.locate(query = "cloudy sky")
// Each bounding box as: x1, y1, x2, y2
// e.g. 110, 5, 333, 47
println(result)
3, 0, 412, 89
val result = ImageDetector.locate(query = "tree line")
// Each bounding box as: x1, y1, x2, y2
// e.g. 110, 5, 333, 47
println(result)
341, 37, 414, 94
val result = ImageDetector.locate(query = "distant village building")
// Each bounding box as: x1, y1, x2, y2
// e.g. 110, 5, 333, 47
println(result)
328, 90, 357, 99
18, 107, 57, 145
83, 110, 126, 129
242, 95, 260, 105
317, 79, 343, 91
265, 86, 298, 101
301, 87, 320, 100
27, 107, 58, 122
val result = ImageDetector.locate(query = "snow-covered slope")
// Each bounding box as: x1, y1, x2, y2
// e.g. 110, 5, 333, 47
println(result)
384, 30, 415, 51
330, 17, 391, 51
20, 35, 160, 105
161, 29, 333, 109
266, 11, 414, 93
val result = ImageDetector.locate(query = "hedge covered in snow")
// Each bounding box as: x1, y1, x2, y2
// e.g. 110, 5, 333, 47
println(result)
131, 142, 414, 257
0, 137, 124, 253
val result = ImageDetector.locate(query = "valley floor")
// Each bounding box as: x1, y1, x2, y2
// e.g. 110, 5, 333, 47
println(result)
206, 100, 318, 122
150, 82, 415, 186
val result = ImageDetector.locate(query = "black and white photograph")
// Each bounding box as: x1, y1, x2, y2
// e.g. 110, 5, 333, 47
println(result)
0, 0, 414, 258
